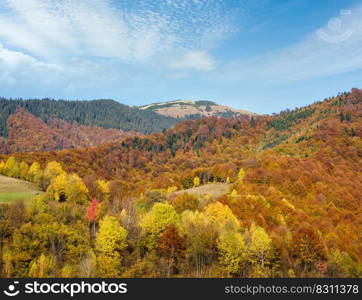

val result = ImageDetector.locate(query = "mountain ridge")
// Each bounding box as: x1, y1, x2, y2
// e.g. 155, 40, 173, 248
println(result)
0, 97, 180, 136
5, 88, 361, 181
0, 97, 255, 153
139, 99, 255, 118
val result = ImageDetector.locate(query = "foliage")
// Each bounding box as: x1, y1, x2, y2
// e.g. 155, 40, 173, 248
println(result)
28, 254, 56, 277
204, 202, 240, 232
0, 89, 361, 278
247, 223, 273, 269
193, 176, 200, 187
47, 173, 88, 204
217, 231, 247, 275
140, 203, 179, 249
180, 210, 218, 276
86, 198, 100, 222
95, 216, 127, 256
172, 193, 199, 213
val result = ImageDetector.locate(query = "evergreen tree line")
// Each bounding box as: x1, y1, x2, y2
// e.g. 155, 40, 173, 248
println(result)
0, 98, 184, 136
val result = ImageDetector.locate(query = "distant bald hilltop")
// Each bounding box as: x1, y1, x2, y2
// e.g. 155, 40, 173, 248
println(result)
139, 100, 256, 118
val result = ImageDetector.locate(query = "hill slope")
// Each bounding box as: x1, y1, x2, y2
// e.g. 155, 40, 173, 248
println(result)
0, 98, 180, 137
0, 98, 254, 154
0, 107, 135, 153
6, 89, 361, 183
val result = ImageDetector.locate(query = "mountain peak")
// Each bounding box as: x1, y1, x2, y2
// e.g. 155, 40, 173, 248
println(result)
138, 99, 255, 118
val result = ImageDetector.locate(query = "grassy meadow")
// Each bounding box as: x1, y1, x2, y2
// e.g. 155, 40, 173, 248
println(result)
0, 174, 41, 203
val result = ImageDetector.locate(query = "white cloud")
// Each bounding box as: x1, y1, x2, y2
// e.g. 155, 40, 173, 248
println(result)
0, 0, 239, 94
221, 5, 362, 83
0, 42, 122, 95
169, 50, 216, 71
0, 43, 60, 85
0, 0, 233, 62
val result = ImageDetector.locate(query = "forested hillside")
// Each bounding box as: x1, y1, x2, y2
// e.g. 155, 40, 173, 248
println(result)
0, 97, 179, 136
0, 97, 250, 154
0, 88, 361, 278
0, 107, 135, 153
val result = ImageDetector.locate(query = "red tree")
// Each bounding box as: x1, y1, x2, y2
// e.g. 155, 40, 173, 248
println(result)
86, 197, 100, 238
87, 197, 100, 222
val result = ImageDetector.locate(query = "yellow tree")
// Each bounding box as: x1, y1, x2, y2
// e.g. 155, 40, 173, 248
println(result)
61, 265, 73, 278
65, 174, 89, 204
48, 172, 88, 203
238, 168, 246, 182
28, 254, 56, 278
247, 223, 273, 269
95, 216, 127, 277
166, 186, 178, 195
193, 176, 200, 187
97, 180, 110, 194
140, 202, 179, 249
204, 202, 240, 232
217, 231, 247, 275
181, 210, 217, 276
27, 162, 42, 184
48, 172, 68, 202
96, 254, 121, 278
19, 161, 29, 180
4, 157, 18, 177
44, 161, 64, 182
95, 216, 127, 256
97, 179, 110, 201
2, 246, 13, 277
0, 161, 5, 175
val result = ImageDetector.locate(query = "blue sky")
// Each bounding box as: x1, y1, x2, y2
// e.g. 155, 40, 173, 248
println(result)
0, 0, 361, 114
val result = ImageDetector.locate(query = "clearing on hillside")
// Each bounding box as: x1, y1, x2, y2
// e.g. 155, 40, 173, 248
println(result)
173, 182, 232, 198
0, 174, 41, 203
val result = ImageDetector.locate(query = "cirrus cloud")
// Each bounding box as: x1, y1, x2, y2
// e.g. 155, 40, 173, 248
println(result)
220, 5, 362, 84
0, 0, 239, 95
0, 0, 234, 62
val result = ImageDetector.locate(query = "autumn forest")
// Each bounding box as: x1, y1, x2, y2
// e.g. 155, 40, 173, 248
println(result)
0, 88, 361, 278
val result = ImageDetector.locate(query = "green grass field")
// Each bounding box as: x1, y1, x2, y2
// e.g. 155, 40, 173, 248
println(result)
0, 174, 41, 203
